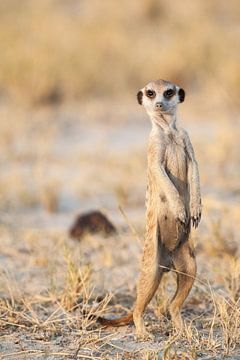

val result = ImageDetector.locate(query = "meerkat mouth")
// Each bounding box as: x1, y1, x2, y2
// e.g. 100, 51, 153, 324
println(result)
155, 106, 174, 115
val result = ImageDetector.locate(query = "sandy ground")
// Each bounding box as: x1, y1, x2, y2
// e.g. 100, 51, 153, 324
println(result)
0, 102, 240, 359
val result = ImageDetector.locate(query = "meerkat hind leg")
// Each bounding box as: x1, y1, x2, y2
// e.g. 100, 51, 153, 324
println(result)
168, 241, 197, 330
133, 257, 163, 340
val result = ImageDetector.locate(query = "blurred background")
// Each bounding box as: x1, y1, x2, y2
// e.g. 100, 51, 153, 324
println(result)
0, 0, 240, 107
0, 0, 240, 356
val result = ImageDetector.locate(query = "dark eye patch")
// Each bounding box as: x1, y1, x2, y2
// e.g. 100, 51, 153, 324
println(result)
146, 89, 156, 98
178, 88, 185, 102
163, 88, 175, 99
137, 90, 143, 105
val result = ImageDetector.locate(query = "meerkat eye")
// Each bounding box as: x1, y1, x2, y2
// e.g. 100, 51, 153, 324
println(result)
146, 89, 156, 98
164, 89, 175, 99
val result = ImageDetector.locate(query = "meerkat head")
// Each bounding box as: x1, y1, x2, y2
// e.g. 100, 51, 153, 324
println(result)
137, 79, 185, 117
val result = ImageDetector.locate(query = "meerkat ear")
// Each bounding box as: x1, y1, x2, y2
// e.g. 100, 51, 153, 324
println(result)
178, 88, 185, 103
137, 90, 143, 105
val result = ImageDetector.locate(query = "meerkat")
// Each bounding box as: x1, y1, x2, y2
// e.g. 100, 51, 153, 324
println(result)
98, 79, 201, 339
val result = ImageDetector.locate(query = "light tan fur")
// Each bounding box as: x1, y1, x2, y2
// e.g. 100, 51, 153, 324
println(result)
98, 80, 201, 340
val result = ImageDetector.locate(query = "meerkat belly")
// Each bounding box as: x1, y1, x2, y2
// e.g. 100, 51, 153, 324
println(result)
158, 143, 189, 251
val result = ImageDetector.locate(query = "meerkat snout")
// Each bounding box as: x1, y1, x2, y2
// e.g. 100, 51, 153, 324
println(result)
155, 102, 163, 109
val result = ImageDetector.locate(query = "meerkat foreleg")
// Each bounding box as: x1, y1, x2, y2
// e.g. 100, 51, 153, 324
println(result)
152, 166, 187, 224
184, 132, 202, 228
188, 160, 201, 228
168, 241, 197, 329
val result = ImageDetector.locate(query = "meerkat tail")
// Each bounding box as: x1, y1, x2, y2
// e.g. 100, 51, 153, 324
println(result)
97, 312, 133, 327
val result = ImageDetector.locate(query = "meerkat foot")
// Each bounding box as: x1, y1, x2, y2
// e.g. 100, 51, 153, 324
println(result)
133, 314, 154, 341
135, 327, 154, 341
168, 306, 183, 330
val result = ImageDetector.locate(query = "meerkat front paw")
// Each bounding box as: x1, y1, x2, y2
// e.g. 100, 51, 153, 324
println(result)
190, 200, 202, 228
174, 199, 187, 225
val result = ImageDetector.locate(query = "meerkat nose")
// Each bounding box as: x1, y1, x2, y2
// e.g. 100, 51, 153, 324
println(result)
155, 102, 163, 109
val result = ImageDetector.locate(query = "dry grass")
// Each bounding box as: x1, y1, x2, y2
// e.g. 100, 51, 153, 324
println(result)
1, 237, 239, 359
0, 237, 113, 359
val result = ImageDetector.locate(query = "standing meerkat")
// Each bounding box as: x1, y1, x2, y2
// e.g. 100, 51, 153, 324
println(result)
98, 79, 201, 339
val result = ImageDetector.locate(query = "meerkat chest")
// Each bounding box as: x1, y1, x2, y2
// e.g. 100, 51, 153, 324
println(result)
164, 133, 187, 180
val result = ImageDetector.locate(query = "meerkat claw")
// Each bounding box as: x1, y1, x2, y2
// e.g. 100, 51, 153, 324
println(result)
192, 217, 197, 228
